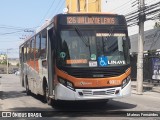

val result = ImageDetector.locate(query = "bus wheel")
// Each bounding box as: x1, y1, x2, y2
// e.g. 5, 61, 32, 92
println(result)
44, 85, 52, 105
25, 77, 31, 95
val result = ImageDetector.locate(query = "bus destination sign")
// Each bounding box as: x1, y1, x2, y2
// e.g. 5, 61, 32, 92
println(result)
66, 16, 118, 25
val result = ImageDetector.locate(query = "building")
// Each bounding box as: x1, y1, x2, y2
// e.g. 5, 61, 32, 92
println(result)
130, 28, 160, 53
66, 0, 101, 13
0, 54, 7, 64
0, 58, 19, 74
130, 28, 160, 81
0, 54, 7, 61
8, 58, 19, 66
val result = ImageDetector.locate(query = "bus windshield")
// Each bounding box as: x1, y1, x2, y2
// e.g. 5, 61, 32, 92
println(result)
57, 28, 130, 67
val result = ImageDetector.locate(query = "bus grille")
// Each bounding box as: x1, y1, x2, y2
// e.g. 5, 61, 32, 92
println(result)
82, 89, 116, 96
61, 66, 129, 78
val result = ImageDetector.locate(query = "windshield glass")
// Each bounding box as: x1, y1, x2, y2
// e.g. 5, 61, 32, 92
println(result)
57, 28, 130, 67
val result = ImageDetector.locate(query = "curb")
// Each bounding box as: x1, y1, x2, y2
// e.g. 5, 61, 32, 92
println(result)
131, 82, 160, 93
152, 87, 160, 93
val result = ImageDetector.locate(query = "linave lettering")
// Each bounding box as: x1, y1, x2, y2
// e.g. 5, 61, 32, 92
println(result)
108, 60, 125, 65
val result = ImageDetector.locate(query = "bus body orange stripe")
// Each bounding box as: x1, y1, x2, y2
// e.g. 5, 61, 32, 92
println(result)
35, 60, 39, 73
27, 60, 39, 73
56, 67, 131, 88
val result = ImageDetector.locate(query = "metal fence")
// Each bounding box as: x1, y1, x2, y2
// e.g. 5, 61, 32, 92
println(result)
131, 51, 160, 83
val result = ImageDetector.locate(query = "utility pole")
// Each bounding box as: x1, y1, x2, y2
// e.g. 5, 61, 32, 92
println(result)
136, 0, 145, 94
6, 48, 12, 74
6, 49, 9, 74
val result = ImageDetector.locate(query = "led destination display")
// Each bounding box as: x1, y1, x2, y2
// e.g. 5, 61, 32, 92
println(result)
57, 14, 126, 25
66, 16, 117, 25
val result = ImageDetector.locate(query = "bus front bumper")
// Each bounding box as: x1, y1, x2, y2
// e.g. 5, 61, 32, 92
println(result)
55, 81, 131, 101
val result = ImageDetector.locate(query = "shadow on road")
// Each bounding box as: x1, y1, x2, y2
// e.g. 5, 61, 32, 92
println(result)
8, 94, 137, 111
27, 92, 137, 111
8, 100, 137, 117
0, 91, 26, 100
51, 100, 137, 111
1, 89, 137, 116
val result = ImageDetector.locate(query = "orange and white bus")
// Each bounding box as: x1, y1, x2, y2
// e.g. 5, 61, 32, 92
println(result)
19, 13, 131, 105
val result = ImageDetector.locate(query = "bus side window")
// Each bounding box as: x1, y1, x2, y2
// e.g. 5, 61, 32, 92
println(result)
27, 41, 30, 61
23, 44, 27, 62
30, 38, 35, 60
35, 34, 41, 59
40, 30, 47, 59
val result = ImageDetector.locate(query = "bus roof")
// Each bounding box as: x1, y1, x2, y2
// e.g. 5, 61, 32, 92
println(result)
66, 12, 117, 15
20, 13, 126, 47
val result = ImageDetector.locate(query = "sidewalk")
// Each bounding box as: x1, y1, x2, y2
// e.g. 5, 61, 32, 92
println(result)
131, 81, 160, 97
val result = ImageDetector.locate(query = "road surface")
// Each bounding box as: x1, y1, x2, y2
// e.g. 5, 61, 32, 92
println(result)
0, 74, 160, 120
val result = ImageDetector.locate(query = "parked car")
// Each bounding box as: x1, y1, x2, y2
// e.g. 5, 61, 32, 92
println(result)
15, 71, 20, 76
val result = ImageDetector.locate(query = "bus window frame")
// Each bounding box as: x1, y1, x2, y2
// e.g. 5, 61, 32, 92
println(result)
35, 34, 41, 59
30, 37, 35, 60
40, 29, 47, 59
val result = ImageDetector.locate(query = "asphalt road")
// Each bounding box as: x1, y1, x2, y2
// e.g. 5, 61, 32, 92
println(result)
0, 74, 160, 120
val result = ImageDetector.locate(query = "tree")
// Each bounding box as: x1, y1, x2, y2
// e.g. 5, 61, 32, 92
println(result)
0, 60, 7, 65
16, 63, 19, 67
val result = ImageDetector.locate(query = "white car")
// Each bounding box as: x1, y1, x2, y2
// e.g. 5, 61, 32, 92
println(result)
15, 71, 20, 76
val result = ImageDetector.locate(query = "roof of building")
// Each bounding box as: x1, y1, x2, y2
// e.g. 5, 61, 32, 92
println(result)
130, 28, 160, 53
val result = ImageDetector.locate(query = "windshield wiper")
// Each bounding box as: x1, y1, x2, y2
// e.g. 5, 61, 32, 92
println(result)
74, 26, 89, 47
74, 26, 93, 57
105, 27, 114, 40
102, 27, 114, 51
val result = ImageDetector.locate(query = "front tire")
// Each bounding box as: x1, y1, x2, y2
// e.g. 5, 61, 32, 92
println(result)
44, 84, 52, 105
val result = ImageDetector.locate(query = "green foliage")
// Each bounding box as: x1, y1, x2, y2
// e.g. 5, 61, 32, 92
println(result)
0, 60, 7, 65
16, 63, 19, 67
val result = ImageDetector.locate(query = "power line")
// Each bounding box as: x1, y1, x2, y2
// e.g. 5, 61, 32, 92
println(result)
0, 27, 25, 31
146, 0, 159, 5
0, 25, 38, 30
126, 0, 160, 27
110, 0, 135, 12
0, 25, 26, 29
0, 40, 22, 42
0, 30, 24, 36
55, 0, 65, 14
38, 0, 56, 25
48, 0, 65, 18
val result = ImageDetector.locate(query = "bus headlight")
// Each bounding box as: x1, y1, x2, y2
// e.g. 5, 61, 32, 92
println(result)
122, 76, 130, 89
58, 77, 75, 91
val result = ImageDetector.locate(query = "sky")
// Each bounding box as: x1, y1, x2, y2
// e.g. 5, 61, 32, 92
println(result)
0, 0, 65, 58
0, 0, 159, 58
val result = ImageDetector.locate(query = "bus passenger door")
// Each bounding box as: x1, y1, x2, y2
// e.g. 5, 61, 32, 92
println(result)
39, 30, 48, 94
47, 26, 55, 98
